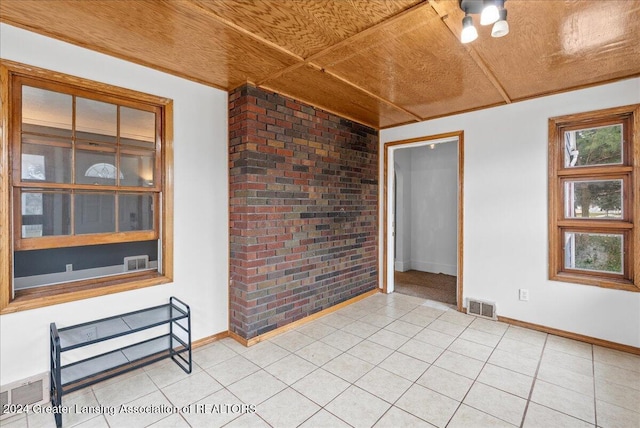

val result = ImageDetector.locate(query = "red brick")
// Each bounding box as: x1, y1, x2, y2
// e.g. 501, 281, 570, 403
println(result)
229, 84, 378, 340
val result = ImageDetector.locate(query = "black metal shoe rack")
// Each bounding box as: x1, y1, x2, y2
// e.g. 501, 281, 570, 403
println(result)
49, 296, 191, 427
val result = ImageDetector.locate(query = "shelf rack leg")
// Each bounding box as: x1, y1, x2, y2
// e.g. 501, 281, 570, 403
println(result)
169, 297, 192, 374
50, 323, 62, 428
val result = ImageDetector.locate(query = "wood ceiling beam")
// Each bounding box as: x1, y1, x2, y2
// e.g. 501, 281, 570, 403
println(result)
183, 0, 430, 122
464, 46, 512, 103
256, 63, 306, 87
428, 0, 512, 104
0, 15, 230, 92
182, 0, 305, 63
255, 1, 433, 125
305, 64, 423, 123
306, 1, 432, 66
183, 0, 513, 115
183, 0, 507, 124
257, 0, 432, 87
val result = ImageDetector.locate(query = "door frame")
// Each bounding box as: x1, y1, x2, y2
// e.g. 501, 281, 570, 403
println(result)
383, 131, 464, 312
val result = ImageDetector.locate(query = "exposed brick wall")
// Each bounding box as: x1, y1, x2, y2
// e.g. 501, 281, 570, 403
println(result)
228, 84, 379, 340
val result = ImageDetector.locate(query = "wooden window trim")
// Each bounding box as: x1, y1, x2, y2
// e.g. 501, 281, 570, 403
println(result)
0, 60, 174, 314
548, 104, 639, 292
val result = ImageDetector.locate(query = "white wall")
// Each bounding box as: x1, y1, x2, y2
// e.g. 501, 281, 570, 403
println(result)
394, 143, 458, 276
408, 143, 458, 276
393, 149, 412, 271
0, 24, 230, 385
381, 78, 640, 348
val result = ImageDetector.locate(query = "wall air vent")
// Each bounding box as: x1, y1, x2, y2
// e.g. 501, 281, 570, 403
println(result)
0, 373, 48, 420
467, 298, 497, 320
124, 255, 149, 272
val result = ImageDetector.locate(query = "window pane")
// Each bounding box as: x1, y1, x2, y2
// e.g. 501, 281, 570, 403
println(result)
22, 86, 72, 136
75, 192, 115, 234
564, 124, 623, 167
120, 151, 155, 187
121, 107, 155, 147
76, 97, 117, 144
564, 232, 623, 274
119, 194, 154, 231
76, 148, 118, 185
20, 191, 71, 238
22, 136, 72, 183
564, 180, 623, 219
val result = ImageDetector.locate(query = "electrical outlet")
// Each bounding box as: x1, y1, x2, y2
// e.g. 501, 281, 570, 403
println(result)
79, 326, 97, 342
519, 289, 529, 301
65, 264, 73, 272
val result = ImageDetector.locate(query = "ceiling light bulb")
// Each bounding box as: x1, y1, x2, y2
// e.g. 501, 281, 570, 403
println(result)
461, 15, 478, 43
480, 3, 499, 26
430, 144, 436, 149
491, 9, 509, 37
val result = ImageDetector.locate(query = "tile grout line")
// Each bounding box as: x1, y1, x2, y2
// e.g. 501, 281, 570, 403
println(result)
154, 380, 192, 428
39, 295, 637, 428
314, 298, 440, 427
295, 312, 386, 427
321, 304, 417, 426
221, 374, 269, 427
253, 310, 383, 428
358, 300, 449, 427
189, 341, 287, 427
518, 332, 549, 428
165, 297, 623, 428
441, 316, 487, 427
288, 337, 364, 419
442, 315, 511, 427
90, 387, 113, 428
366, 302, 527, 427
338, 303, 519, 427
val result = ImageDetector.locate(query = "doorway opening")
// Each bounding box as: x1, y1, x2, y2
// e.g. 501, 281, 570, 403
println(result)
383, 132, 464, 311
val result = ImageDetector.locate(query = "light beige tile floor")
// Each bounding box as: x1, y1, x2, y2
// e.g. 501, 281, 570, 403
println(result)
3, 292, 640, 428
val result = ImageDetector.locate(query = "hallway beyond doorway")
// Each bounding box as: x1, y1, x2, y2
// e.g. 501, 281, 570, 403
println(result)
394, 270, 457, 306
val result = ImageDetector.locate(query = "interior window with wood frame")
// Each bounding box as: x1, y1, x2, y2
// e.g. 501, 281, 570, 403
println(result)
0, 61, 173, 313
548, 104, 639, 291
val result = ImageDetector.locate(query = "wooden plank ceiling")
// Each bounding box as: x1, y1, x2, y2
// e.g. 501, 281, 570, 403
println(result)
1, 0, 639, 129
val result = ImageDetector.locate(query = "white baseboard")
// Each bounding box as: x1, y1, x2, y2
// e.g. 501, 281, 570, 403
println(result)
410, 260, 457, 276
394, 260, 411, 272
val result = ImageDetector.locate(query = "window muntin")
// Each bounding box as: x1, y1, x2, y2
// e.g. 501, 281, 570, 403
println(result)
15, 82, 161, 251
549, 105, 638, 291
1, 60, 173, 313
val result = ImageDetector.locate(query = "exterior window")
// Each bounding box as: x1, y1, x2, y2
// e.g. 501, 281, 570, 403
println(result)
548, 105, 639, 291
0, 61, 173, 313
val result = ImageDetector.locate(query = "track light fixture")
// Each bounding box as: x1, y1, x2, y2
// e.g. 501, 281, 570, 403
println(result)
458, 0, 509, 43
480, 2, 499, 26
491, 8, 509, 38
461, 13, 478, 44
